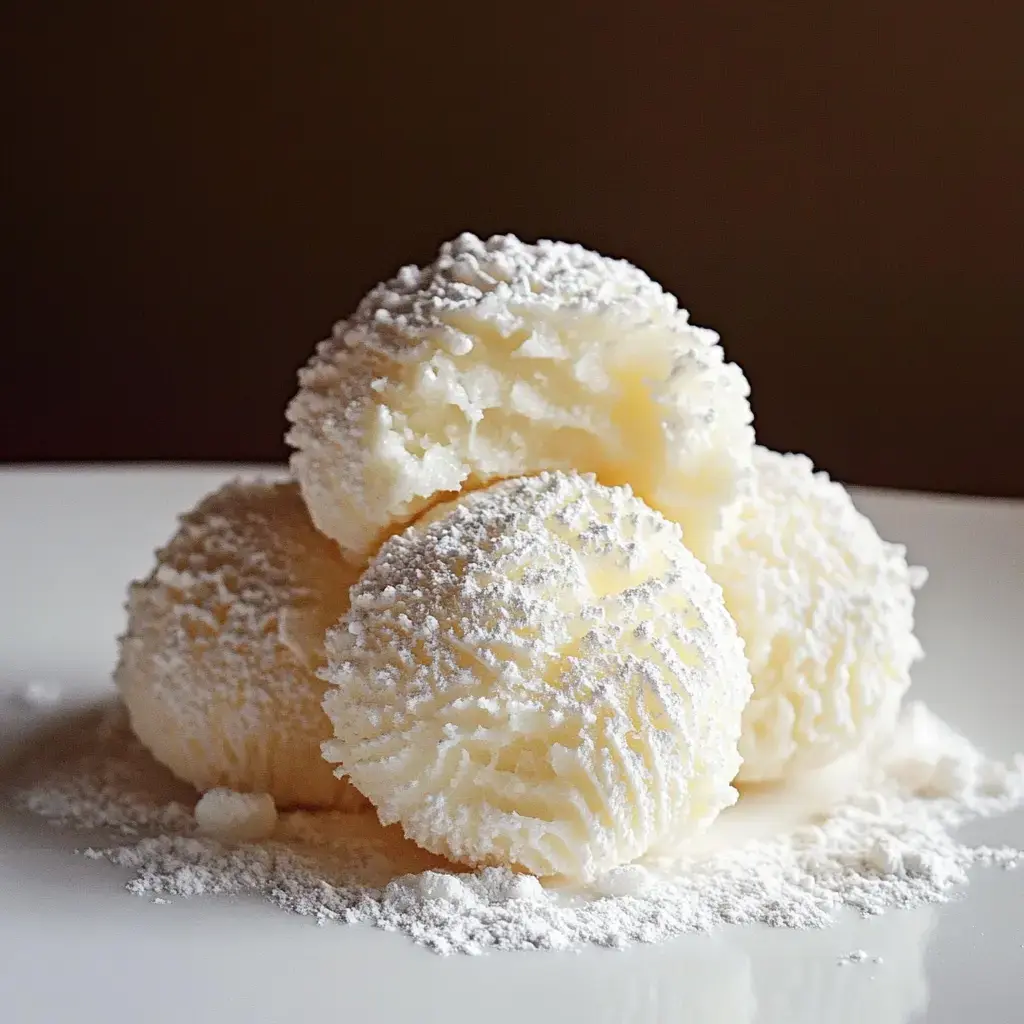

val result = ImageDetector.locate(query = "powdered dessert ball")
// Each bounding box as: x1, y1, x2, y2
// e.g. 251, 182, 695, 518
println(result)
707, 448, 927, 784
322, 471, 752, 880
287, 232, 754, 565
116, 480, 367, 811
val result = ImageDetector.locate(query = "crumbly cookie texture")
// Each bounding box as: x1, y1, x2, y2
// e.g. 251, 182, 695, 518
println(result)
322, 472, 752, 880
707, 448, 927, 783
115, 480, 368, 811
287, 232, 753, 565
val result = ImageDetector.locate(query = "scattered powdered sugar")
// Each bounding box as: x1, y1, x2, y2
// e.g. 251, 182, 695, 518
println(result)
7, 701, 1022, 956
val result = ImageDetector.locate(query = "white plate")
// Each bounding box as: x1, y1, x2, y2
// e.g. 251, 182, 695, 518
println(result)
1, 466, 1021, 1024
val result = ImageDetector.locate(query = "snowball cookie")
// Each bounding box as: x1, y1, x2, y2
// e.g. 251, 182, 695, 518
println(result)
115, 480, 368, 811
287, 232, 754, 566
707, 448, 927, 784
321, 471, 752, 880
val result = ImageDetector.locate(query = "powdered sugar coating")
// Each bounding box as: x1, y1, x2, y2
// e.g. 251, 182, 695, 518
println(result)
708, 448, 927, 783
349, 232, 672, 341
115, 480, 368, 811
287, 233, 753, 564
322, 472, 752, 880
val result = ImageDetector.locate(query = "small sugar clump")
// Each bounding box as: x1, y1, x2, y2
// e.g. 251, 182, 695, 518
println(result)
707, 448, 927, 783
195, 788, 278, 842
115, 480, 368, 811
18, 680, 63, 707
287, 232, 753, 565
322, 471, 752, 880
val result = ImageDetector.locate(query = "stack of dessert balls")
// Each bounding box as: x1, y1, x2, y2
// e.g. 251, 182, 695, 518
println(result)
116, 234, 926, 880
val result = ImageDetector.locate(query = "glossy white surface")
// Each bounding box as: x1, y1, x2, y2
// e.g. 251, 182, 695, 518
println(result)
0, 466, 1021, 1024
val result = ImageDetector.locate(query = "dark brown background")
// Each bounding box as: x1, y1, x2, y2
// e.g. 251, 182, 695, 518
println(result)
3, 4, 1022, 495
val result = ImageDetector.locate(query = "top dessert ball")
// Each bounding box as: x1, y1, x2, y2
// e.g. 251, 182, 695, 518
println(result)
287, 233, 754, 564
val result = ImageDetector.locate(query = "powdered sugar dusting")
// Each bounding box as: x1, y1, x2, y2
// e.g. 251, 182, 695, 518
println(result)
344, 233, 680, 351
8, 700, 1022, 955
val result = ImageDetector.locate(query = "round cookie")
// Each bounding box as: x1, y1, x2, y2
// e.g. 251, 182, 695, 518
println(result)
287, 232, 753, 565
115, 479, 368, 811
322, 472, 752, 880
707, 448, 927, 783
